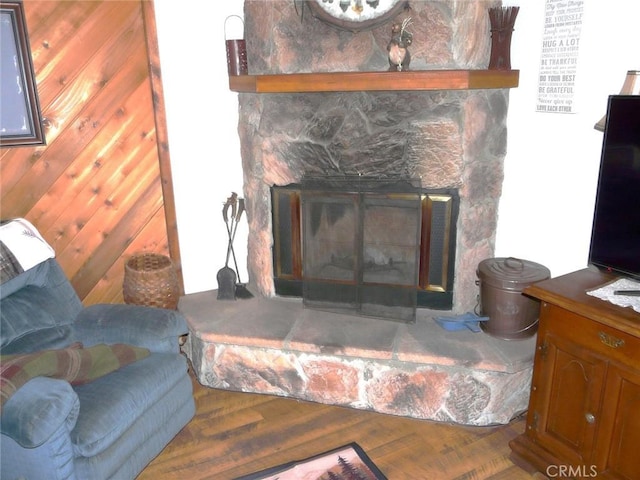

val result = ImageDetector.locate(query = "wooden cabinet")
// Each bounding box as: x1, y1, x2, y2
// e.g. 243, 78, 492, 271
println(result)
510, 268, 640, 480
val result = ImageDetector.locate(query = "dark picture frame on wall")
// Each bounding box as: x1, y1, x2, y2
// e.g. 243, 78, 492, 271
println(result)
0, 1, 45, 147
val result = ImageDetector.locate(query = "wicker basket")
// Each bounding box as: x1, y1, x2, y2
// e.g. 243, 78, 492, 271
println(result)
123, 253, 179, 310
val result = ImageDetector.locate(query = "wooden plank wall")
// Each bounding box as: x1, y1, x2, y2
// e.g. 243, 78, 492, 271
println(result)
0, 0, 182, 305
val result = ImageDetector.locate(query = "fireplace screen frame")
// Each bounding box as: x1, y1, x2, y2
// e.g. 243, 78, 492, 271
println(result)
272, 180, 459, 314
302, 180, 422, 322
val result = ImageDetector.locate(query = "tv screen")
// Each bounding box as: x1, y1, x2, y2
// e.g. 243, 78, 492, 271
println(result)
588, 95, 640, 280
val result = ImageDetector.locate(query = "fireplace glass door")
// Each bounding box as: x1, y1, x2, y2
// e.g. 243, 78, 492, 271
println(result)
271, 181, 459, 318
301, 178, 422, 323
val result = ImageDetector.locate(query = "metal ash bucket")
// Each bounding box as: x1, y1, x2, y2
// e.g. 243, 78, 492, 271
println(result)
476, 257, 550, 340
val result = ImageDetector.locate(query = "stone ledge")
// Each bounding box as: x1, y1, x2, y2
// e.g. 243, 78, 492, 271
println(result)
181, 291, 535, 426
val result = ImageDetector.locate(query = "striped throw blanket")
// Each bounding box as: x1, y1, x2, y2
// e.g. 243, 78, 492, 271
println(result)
1, 343, 150, 410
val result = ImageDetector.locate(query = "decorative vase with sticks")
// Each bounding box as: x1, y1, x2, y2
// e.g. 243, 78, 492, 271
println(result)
216, 192, 253, 300
488, 6, 519, 70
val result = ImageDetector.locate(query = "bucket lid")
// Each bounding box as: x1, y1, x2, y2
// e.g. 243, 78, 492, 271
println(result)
477, 257, 550, 289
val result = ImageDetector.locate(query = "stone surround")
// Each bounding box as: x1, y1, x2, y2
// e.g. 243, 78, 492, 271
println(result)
239, 0, 509, 313
181, 292, 535, 426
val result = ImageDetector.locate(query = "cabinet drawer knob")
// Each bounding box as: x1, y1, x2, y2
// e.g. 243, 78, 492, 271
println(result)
598, 331, 625, 349
585, 412, 596, 424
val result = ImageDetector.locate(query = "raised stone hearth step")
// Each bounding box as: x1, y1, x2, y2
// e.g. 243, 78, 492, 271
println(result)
180, 292, 535, 426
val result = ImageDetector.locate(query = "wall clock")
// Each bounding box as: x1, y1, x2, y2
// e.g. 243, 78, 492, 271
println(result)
305, 0, 409, 32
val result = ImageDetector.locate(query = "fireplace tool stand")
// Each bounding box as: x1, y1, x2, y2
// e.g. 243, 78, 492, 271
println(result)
217, 192, 253, 299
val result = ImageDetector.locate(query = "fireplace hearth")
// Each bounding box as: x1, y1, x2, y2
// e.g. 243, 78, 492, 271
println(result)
180, 290, 536, 426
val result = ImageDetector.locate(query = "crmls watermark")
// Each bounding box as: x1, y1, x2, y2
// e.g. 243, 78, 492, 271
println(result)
546, 465, 598, 478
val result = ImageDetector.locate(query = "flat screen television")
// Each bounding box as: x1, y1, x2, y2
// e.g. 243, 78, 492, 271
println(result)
588, 95, 640, 281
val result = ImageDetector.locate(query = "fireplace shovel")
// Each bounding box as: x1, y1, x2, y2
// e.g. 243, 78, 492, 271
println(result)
216, 265, 237, 300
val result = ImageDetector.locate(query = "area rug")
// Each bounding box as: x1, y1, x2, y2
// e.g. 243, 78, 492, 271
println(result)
234, 442, 387, 480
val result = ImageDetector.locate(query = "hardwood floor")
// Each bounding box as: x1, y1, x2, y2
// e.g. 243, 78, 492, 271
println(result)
138, 372, 544, 480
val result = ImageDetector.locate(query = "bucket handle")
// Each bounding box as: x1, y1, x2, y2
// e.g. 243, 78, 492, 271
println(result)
504, 257, 524, 271
225, 15, 245, 41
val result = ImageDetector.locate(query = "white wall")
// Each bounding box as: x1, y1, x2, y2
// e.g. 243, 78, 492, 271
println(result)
497, 0, 639, 277
154, 0, 247, 294
154, 0, 639, 294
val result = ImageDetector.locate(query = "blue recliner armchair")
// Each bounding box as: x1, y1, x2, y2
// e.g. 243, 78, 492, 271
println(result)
0, 253, 195, 479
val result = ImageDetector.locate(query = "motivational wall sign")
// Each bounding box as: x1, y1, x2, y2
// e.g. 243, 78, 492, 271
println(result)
536, 0, 585, 114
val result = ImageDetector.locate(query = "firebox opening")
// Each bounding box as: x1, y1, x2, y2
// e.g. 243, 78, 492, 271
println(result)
272, 176, 459, 323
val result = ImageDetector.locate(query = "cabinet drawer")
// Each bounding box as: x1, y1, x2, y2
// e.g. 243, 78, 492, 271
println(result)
541, 303, 640, 368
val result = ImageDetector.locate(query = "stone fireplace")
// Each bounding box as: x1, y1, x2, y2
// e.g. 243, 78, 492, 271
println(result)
180, 0, 534, 427
240, 0, 508, 314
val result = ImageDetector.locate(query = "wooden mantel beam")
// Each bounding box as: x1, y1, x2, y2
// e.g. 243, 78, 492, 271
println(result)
229, 69, 519, 93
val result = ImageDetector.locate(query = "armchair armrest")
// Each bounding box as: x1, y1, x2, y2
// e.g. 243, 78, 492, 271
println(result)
74, 304, 188, 353
1, 377, 79, 448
